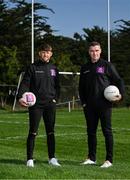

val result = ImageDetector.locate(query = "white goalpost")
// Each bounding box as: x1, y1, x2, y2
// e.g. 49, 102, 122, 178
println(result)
107, 0, 111, 62
12, 71, 80, 111
12, 72, 24, 111
31, 0, 34, 64
59, 72, 80, 75
12, 0, 111, 111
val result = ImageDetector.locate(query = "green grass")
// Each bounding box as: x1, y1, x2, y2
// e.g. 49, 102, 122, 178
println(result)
0, 108, 130, 179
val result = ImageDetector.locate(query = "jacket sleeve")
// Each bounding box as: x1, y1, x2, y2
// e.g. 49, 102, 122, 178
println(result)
17, 65, 33, 99
108, 63, 125, 98
54, 68, 60, 101
78, 66, 86, 105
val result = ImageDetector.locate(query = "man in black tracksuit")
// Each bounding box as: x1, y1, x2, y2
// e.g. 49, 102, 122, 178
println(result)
17, 44, 61, 167
79, 41, 125, 168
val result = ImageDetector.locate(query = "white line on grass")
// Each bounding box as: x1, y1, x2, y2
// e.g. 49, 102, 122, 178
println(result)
0, 126, 130, 141
1, 120, 130, 131
0, 132, 86, 141
0, 120, 28, 124
0, 120, 85, 128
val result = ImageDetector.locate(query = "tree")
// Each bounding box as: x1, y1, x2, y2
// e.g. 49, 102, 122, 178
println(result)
0, 46, 19, 107
111, 20, 130, 84
0, 0, 54, 68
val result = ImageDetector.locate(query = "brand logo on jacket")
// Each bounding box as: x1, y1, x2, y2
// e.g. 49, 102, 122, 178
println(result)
35, 71, 44, 73
83, 70, 90, 74
50, 69, 56, 76
96, 66, 105, 74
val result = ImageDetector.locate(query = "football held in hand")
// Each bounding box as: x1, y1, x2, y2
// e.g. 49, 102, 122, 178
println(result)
22, 92, 36, 107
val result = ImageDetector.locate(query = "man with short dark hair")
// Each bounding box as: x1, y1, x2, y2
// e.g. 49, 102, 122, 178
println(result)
79, 41, 125, 168
17, 44, 61, 167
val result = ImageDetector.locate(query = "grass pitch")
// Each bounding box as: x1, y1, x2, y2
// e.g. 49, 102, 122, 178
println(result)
0, 107, 130, 179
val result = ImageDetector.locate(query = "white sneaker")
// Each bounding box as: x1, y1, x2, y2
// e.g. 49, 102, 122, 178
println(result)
49, 158, 61, 166
27, 159, 34, 167
81, 158, 96, 165
100, 160, 112, 168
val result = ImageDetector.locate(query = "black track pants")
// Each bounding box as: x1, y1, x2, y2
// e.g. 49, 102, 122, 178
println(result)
27, 102, 56, 160
84, 105, 113, 163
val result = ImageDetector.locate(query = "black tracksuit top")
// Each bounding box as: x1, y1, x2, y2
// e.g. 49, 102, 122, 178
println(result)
79, 59, 125, 107
17, 60, 60, 106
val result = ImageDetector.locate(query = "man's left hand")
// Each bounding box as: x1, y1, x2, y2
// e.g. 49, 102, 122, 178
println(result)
112, 94, 122, 102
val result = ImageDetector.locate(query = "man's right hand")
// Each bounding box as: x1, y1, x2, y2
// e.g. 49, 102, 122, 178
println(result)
82, 104, 86, 108
19, 98, 28, 107
111, 94, 122, 102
